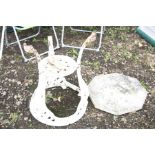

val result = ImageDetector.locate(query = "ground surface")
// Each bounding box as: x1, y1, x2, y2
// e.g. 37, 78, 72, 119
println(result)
0, 26, 155, 129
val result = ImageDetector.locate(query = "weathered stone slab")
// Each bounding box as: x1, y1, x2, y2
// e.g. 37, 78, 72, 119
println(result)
88, 73, 148, 115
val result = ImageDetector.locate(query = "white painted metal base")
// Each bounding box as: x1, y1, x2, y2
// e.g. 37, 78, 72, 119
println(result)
29, 33, 96, 126
30, 55, 89, 126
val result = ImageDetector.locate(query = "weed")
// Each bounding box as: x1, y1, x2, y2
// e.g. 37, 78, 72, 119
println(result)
132, 53, 139, 62
28, 84, 37, 93
67, 49, 78, 59
122, 50, 133, 59
9, 112, 19, 124
15, 54, 22, 61
46, 92, 63, 102
140, 80, 149, 91
43, 38, 48, 46
147, 46, 154, 52
32, 38, 38, 43
107, 29, 116, 38
119, 26, 134, 33
106, 27, 128, 41
0, 111, 3, 118
46, 93, 54, 102
28, 123, 33, 128
83, 60, 100, 70
32, 37, 48, 45
93, 61, 100, 70
104, 52, 111, 63
118, 33, 127, 41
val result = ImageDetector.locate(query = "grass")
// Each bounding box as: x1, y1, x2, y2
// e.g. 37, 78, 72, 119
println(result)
28, 122, 33, 128
0, 111, 4, 118
0, 63, 2, 71
83, 60, 100, 70
32, 37, 48, 46
120, 49, 133, 59
147, 46, 155, 52
46, 91, 63, 103
131, 53, 139, 62
140, 80, 149, 91
15, 54, 22, 61
105, 27, 134, 42
93, 61, 100, 70
67, 49, 78, 59
46, 93, 54, 102
102, 46, 134, 64
102, 50, 111, 63
28, 84, 37, 93
106, 43, 140, 63
9, 112, 19, 124
43, 38, 48, 46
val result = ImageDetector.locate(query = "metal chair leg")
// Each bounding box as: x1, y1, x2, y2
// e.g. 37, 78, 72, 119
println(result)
0, 26, 6, 60
5, 27, 41, 47
61, 26, 65, 47
97, 26, 104, 51
12, 26, 29, 62
52, 26, 60, 49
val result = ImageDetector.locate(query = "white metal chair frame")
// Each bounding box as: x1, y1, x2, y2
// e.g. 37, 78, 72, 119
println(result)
5, 26, 41, 46
0, 26, 60, 62
30, 32, 96, 126
61, 26, 104, 51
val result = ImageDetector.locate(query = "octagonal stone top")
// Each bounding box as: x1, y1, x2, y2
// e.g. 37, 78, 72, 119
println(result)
88, 73, 148, 115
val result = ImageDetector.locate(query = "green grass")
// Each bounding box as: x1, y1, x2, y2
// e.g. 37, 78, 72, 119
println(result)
102, 51, 111, 63
43, 38, 48, 46
121, 49, 133, 59
46, 92, 63, 103
105, 27, 133, 41
15, 54, 22, 61
93, 61, 100, 70
83, 60, 100, 70
32, 37, 48, 45
9, 112, 19, 124
140, 80, 149, 91
0, 111, 4, 117
28, 123, 33, 128
131, 53, 139, 62
67, 49, 78, 59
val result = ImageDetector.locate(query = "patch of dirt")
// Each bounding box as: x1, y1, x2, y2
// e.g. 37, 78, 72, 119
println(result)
0, 26, 155, 128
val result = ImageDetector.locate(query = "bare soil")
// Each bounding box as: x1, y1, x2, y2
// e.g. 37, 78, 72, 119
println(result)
0, 26, 155, 129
